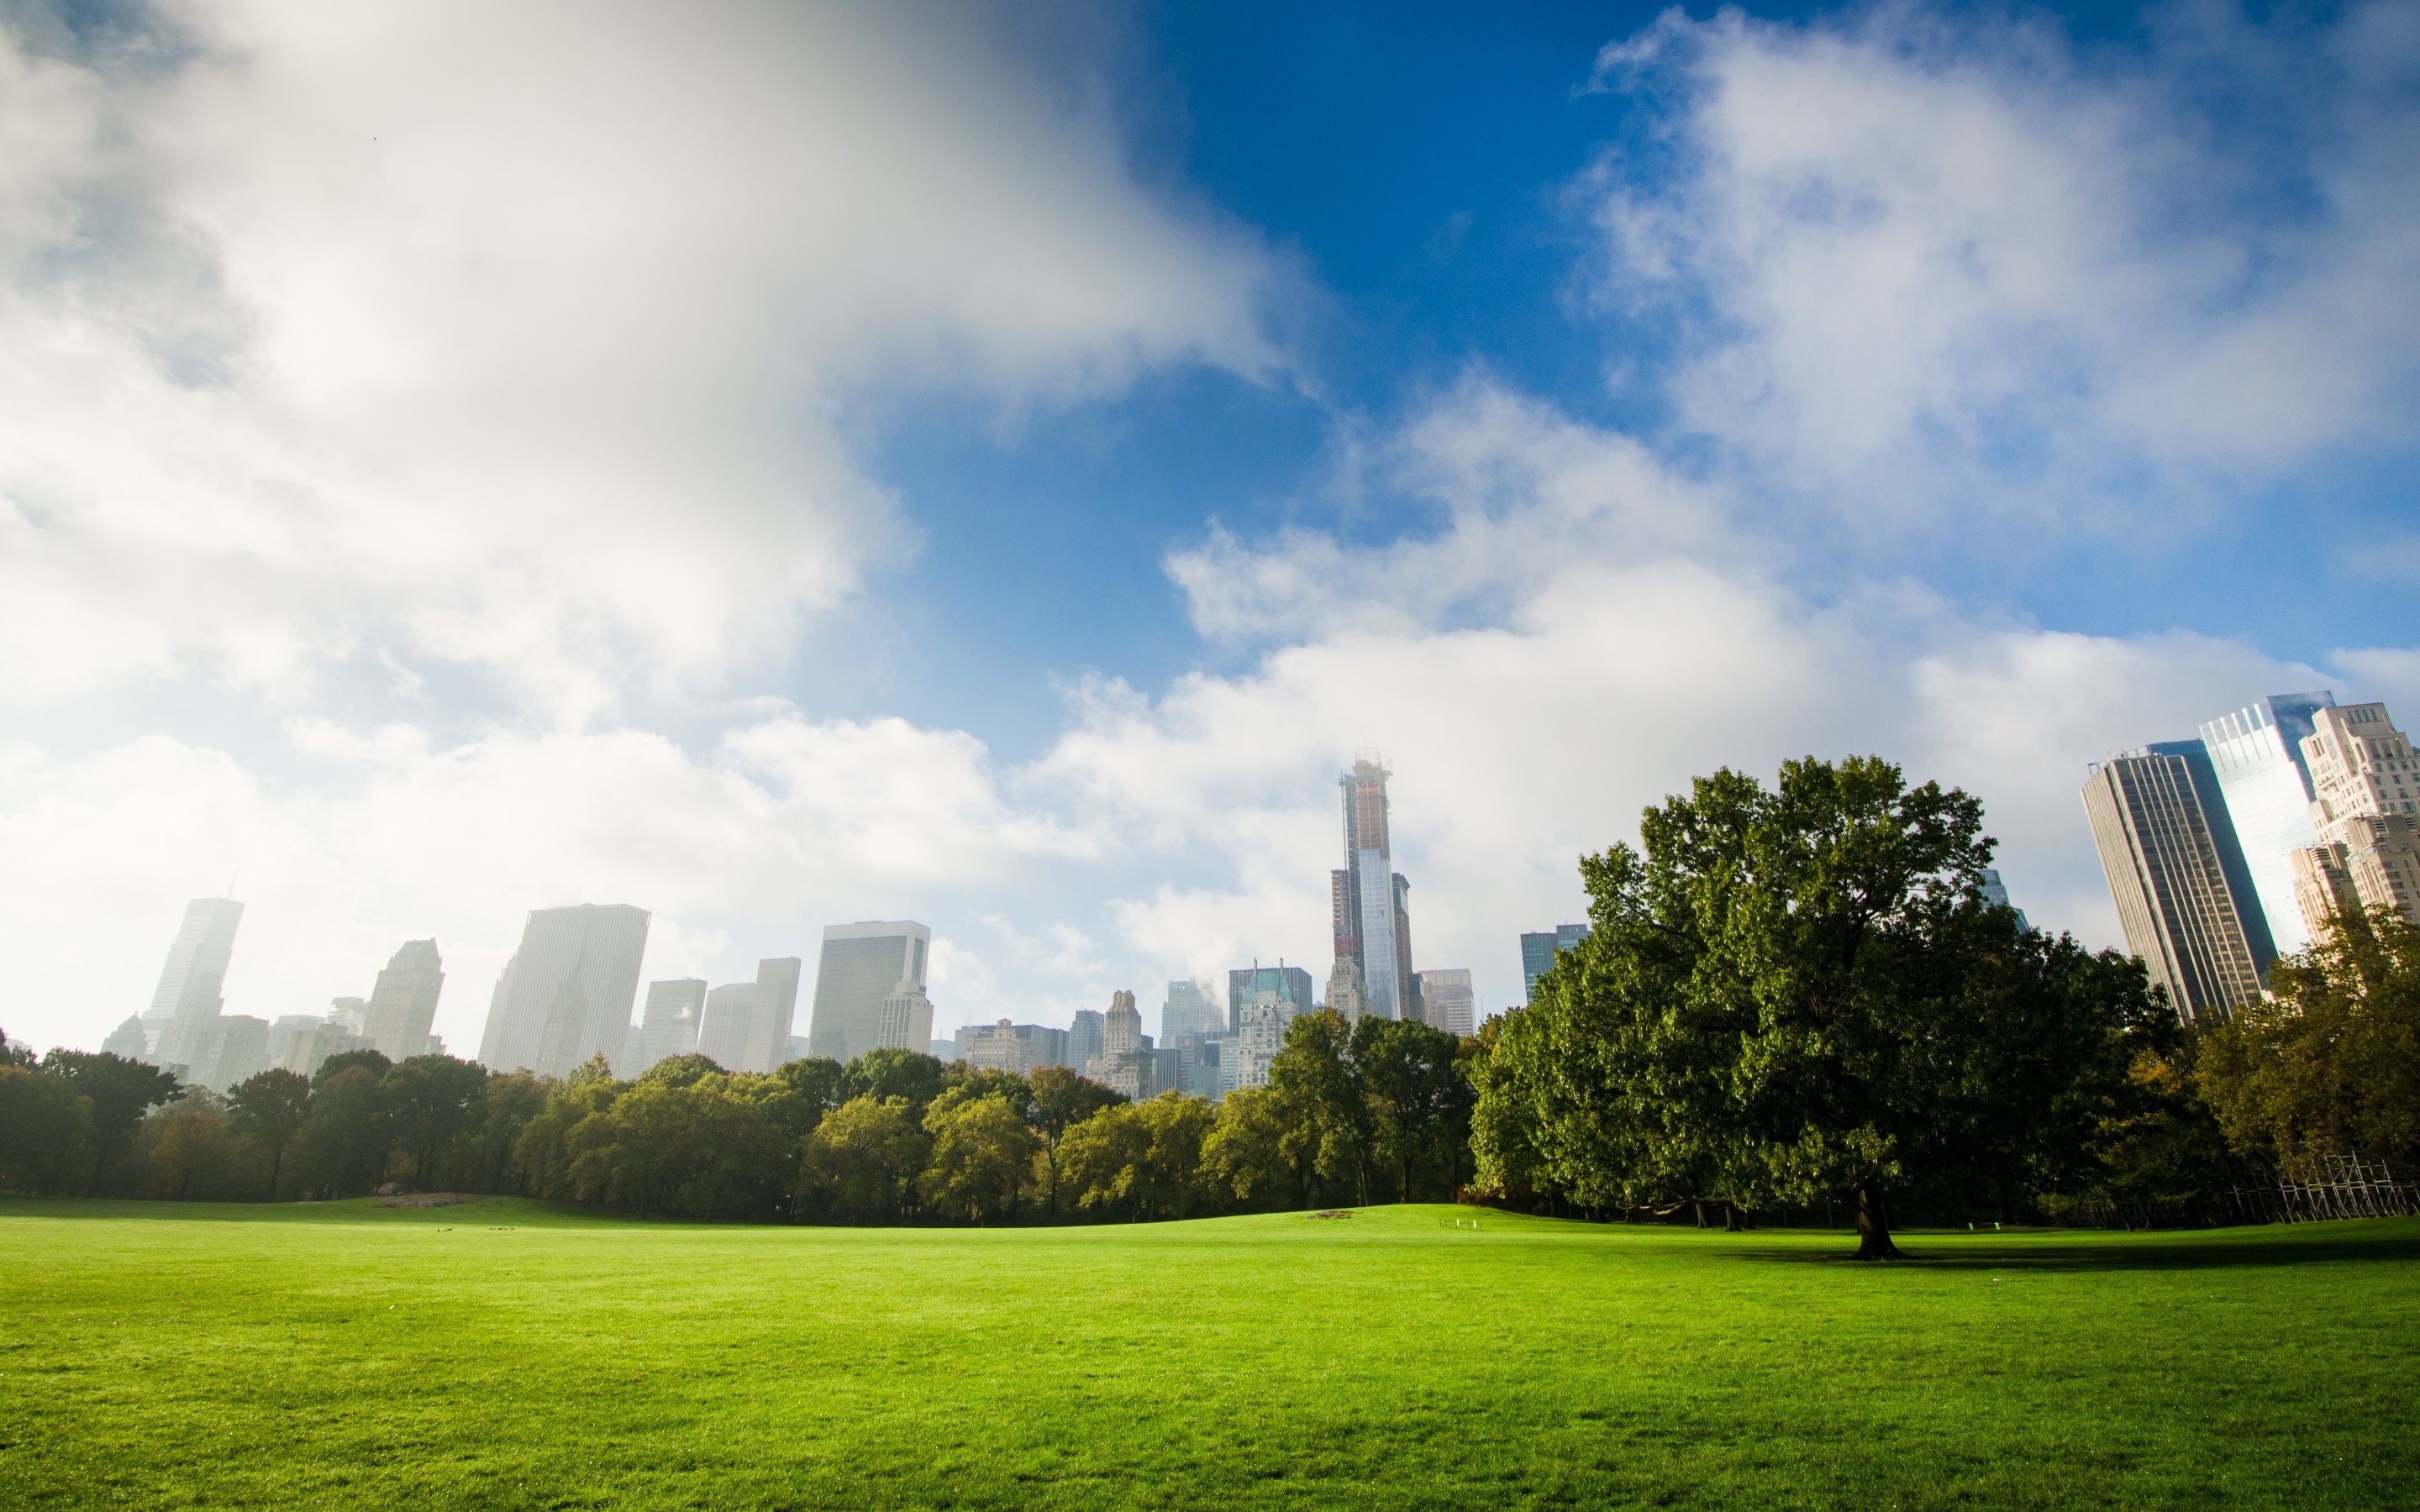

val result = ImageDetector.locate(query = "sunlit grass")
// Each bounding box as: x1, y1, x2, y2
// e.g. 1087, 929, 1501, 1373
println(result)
4, 1200, 2415, 1509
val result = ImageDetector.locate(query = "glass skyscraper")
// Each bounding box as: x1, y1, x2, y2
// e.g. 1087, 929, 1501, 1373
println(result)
1519, 923, 1590, 1004
476, 904, 650, 1077
1332, 753, 1417, 1020
2081, 744, 2272, 1023
2199, 691, 2335, 952
806, 921, 929, 1064
146, 896, 245, 1074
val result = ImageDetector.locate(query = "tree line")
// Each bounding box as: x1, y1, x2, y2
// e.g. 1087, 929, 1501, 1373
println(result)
0, 1011, 1471, 1224
6, 756, 2413, 1250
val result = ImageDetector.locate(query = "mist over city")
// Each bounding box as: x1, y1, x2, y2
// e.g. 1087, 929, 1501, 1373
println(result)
4, 3, 2417, 1506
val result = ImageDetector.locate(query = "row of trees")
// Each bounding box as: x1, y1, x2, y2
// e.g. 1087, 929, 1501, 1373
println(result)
8, 757, 2413, 1249
0, 1012, 1474, 1225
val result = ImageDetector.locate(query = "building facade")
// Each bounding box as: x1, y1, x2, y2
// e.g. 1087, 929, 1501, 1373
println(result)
476, 904, 651, 1077
634, 979, 707, 1074
1332, 753, 1418, 1021
1413, 969, 1476, 1037
2291, 702, 2420, 937
1069, 1010, 1104, 1069
146, 897, 245, 1074
696, 983, 756, 1068
2081, 745, 2272, 1022
876, 981, 935, 1053
1518, 923, 1590, 1004
1324, 957, 1366, 1021
806, 921, 930, 1065
362, 939, 445, 1062
2199, 692, 2336, 953
1160, 980, 1219, 1042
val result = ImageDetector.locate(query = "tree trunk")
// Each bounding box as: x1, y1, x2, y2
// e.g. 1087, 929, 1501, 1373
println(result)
1854, 1181, 1902, 1260
1723, 1203, 1742, 1231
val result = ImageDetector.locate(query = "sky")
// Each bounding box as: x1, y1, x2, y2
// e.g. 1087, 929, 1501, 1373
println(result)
3, 0, 2417, 1056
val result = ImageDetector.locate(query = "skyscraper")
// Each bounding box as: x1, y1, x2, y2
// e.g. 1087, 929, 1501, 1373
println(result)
1977, 870, 2030, 932
876, 981, 934, 1053
806, 921, 929, 1064
1324, 957, 1366, 1021
362, 939, 445, 1061
1160, 980, 1218, 1042
697, 983, 755, 1068
1087, 990, 1155, 1099
1519, 923, 1590, 1004
2294, 701, 2420, 934
1333, 753, 1418, 1021
1069, 1009, 1104, 1069
1414, 969, 1475, 1036
634, 979, 707, 1074
1225, 964, 1314, 1033
2081, 745, 2272, 1023
146, 897, 245, 1074
743, 958, 802, 1074
2200, 692, 2336, 952
475, 904, 650, 1077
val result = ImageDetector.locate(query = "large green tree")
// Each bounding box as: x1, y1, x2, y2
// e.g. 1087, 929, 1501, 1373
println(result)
2199, 908, 2420, 1177
798, 1095, 930, 1223
920, 1095, 1039, 1224
226, 1068, 313, 1197
1025, 1064, 1124, 1219
1349, 1016, 1473, 1203
1268, 1011, 1374, 1205
0, 1063, 92, 1193
1058, 1094, 1214, 1221
45, 1051, 181, 1195
1474, 755, 2165, 1257
381, 1055, 489, 1188
844, 1049, 947, 1110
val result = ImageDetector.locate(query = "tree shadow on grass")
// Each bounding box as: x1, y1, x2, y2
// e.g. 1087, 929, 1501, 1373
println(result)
1737, 1220, 2420, 1272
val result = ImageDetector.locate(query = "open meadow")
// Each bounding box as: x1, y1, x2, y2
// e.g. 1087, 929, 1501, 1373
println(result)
4, 1201, 2417, 1509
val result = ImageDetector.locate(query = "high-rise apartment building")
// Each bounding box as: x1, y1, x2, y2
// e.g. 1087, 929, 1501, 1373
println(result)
2081, 744, 2272, 1023
2290, 702, 2420, 938
1332, 753, 1418, 1021
1086, 990, 1156, 1098
2200, 692, 2336, 952
476, 904, 650, 1077
101, 1016, 147, 1059
1519, 924, 1590, 1004
876, 982, 935, 1053
1324, 957, 1366, 1021
1069, 1009, 1104, 1069
696, 983, 756, 1068
362, 939, 445, 1061
1978, 870, 2031, 932
634, 979, 707, 1074
806, 921, 929, 1065
1161, 980, 1219, 1042
1414, 969, 1476, 1036
190, 1015, 268, 1092
743, 958, 802, 1074
1225, 964, 1314, 1033
146, 897, 245, 1074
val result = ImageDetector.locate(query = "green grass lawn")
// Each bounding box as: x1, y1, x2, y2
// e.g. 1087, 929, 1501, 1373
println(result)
3, 1201, 2416, 1509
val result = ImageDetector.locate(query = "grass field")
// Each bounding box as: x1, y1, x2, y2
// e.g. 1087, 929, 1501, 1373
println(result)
3, 1202, 2417, 1509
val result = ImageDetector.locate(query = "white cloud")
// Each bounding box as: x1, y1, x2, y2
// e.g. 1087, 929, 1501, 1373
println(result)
1586, 2, 2420, 531
0, 2, 1281, 721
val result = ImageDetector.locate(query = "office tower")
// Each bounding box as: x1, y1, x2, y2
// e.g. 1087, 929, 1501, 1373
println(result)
1161, 980, 1219, 1042
265, 1015, 320, 1068
963, 1020, 1031, 1074
2200, 692, 2337, 952
1224, 964, 1315, 1033
147, 898, 245, 1074
1225, 989, 1291, 1095
1182, 1036, 1222, 1100
876, 982, 935, 1053
361, 939, 445, 1061
1519, 924, 1591, 1004
327, 996, 369, 1032
192, 1016, 268, 1092
1415, 969, 1475, 1037
806, 921, 930, 1064
634, 979, 707, 1074
1325, 958, 1366, 1021
2081, 745, 2273, 1023
1333, 753, 1418, 1020
100, 1016, 147, 1059
743, 958, 802, 1074
1978, 870, 2031, 932
1086, 990, 1155, 1098
283, 1023, 373, 1078
696, 983, 756, 1068
1070, 1009, 1104, 1069
1103, 991, 1141, 1056
475, 904, 650, 1077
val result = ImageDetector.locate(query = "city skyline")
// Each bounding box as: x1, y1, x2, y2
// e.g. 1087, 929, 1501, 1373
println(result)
6, 4, 2415, 1060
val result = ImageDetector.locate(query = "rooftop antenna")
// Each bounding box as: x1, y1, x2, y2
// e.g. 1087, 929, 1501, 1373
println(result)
226, 868, 241, 900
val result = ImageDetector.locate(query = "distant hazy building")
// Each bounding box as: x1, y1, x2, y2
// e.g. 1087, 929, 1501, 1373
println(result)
101, 1016, 147, 1059
476, 904, 651, 1077
2200, 692, 2336, 952
1161, 980, 1219, 1042
963, 1019, 1035, 1074
266, 1015, 321, 1068
634, 979, 707, 1074
187, 1015, 268, 1091
361, 939, 445, 1061
743, 958, 802, 1074
1977, 870, 2030, 932
2082, 745, 2272, 1023
327, 996, 368, 1033
929, 1038, 957, 1060
1224, 990, 1292, 1095
876, 981, 935, 1053
807, 921, 930, 1065
1519, 924, 1590, 1004
283, 1023, 373, 1079
696, 983, 757, 1069
1414, 969, 1475, 1037
1225, 965, 1314, 1033
1069, 1010, 1104, 1069
1333, 754, 1418, 1021
1086, 990, 1156, 1098
147, 897, 245, 1074
1324, 957, 1366, 1022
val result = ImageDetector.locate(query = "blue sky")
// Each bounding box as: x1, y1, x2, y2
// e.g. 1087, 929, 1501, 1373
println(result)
3, 0, 2415, 1055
